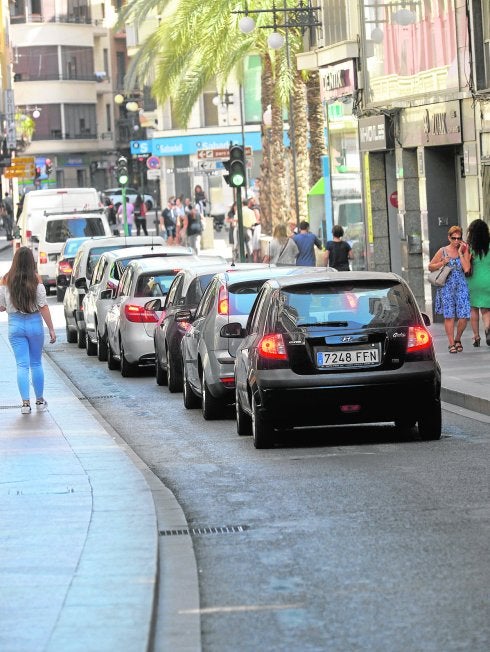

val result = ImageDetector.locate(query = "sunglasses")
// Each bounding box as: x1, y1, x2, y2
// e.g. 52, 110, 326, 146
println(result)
450, 236, 462, 240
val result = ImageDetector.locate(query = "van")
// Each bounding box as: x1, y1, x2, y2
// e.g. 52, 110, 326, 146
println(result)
37, 210, 111, 294
16, 188, 100, 246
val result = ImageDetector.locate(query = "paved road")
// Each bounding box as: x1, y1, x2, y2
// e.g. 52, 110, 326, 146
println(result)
42, 295, 490, 652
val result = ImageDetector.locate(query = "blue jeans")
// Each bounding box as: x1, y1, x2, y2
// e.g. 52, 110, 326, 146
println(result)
8, 312, 45, 401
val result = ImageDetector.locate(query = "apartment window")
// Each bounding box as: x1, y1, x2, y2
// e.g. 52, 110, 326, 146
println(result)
103, 49, 109, 78
14, 46, 59, 81
28, 104, 62, 140
64, 104, 97, 138
106, 104, 112, 131
61, 46, 94, 81
67, 0, 90, 23
203, 91, 219, 127
116, 51, 126, 89
323, 0, 347, 47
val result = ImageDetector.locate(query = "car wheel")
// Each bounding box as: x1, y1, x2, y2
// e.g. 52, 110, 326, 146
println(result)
418, 401, 442, 441
65, 322, 77, 344
155, 354, 168, 386
85, 331, 97, 356
97, 330, 108, 362
167, 347, 183, 393
120, 342, 137, 378
236, 386, 252, 437
56, 287, 65, 303
107, 340, 119, 370
76, 325, 86, 349
183, 364, 200, 409
394, 417, 416, 430
251, 394, 273, 449
202, 378, 223, 420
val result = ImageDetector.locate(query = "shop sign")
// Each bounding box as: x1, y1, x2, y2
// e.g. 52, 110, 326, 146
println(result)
401, 101, 462, 147
319, 61, 355, 101
359, 115, 393, 151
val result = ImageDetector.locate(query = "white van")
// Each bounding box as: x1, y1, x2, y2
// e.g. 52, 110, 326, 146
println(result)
17, 188, 100, 245
36, 210, 111, 293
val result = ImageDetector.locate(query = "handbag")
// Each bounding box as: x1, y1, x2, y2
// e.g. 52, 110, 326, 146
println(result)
428, 249, 452, 287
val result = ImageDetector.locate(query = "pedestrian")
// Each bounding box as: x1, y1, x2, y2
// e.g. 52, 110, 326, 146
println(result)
134, 193, 148, 236
428, 225, 471, 353
161, 199, 176, 243
1, 192, 14, 240
117, 199, 134, 235
0, 247, 56, 414
465, 218, 490, 346
184, 206, 203, 255
194, 184, 208, 216
325, 224, 353, 270
174, 197, 186, 245
263, 222, 299, 265
292, 220, 323, 266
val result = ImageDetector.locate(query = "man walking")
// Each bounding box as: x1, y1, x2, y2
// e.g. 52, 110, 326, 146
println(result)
293, 220, 323, 266
2, 193, 14, 240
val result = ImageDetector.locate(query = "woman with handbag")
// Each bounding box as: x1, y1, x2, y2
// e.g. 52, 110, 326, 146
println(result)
465, 218, 490, 347
263, 222, 299, 265
429, 225, 471, 353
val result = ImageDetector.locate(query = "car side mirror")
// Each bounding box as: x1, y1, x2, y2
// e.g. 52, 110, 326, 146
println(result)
175, 309, 194, 323
144, 298, 163, 311
100, 289, 114, 300
421, 312, 431, 327
220, 322, 245, 338
75, 277, 87, 290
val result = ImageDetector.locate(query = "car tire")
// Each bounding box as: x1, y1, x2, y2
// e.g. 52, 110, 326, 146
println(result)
155, 354, 168, 386
85, 331, 97, 356
202, 378, 223, 420
76, 325, 86, 349
183, 364, 200, 409
120, 342, 137, 378
107, 340, 119, 370
251, 394, 273, 449
65, 322, 77, 344
418, 401, 442, 441
56, 287, 65, 303
236, 386, 252, 437
167, 347, 183, 393
97, 330, 108, 362
394, 417, 416, 430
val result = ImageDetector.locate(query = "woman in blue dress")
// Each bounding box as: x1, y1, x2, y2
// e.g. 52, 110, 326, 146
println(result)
429, 225, 472, 353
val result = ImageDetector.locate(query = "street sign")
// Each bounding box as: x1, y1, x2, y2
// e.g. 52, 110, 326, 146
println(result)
199, 161, 220, 171
147, 169, 160, 180
146, 155, 160, 170
12, 156, 35, 166
197, 147, 252, 160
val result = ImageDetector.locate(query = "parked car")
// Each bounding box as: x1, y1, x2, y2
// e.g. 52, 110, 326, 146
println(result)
103, 187, 154, 210
153, 262, 268, 392
181, 266, 331, 420
224, 271, 441, 448
63, 235, 169, 347
105, 257, 197, 376
56, 237, 91, 302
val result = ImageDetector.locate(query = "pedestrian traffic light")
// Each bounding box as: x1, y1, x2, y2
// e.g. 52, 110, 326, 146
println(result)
117, 155, 128, 186
45, 159, 53, 177
223, 145, 246, 188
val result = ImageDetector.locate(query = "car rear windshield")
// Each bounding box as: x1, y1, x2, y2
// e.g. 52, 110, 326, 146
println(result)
135, 272, 179, 298
228, 281, 266, 316
276, 282, 418, 328
46, 218, 106, 243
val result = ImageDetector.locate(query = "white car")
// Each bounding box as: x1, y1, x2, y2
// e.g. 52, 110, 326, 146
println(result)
103, 187, 154, 209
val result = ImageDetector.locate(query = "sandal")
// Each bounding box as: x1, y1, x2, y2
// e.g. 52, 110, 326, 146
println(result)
473, 336, 481, 347
448, 344, 458, 354
454, 340, 463, 352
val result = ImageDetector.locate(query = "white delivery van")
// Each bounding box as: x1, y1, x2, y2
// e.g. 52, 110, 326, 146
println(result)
16, 188, 100, 245
37, 210, 111, 293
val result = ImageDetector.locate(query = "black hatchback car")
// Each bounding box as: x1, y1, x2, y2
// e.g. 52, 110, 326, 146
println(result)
224, 272, 441, 448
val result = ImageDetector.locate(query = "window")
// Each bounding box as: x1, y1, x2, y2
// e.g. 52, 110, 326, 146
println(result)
247, 287, 270, 334
28, 104, 62, 140
185, 277, 206, 307
61, 46, 94, 81
195, 279, 219, 318
228, 281, 266, 316
165, 275, 184, 307
92, 259, 108, 285
106, 104, 111, 132
46, 218, 106, 243
64, 104, 97, 139
14, 47, 59, 81
135, 273, 179, 298
322, 0, 347, 47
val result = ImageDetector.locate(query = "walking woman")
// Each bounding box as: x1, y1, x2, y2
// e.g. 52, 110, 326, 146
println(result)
428, 225, 471, 353
263, 222, 299, 265
0, 247, 56, 414
465, 218, 490, 346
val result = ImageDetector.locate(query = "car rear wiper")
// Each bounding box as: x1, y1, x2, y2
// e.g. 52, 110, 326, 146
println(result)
298, 321, 349, 328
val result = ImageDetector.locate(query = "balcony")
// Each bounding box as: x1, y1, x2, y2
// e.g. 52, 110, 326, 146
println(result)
10, 12, 93, 25
14, 72, 110, 83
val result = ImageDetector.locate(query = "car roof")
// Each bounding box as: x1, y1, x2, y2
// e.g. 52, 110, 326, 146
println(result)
214, 265, 334, 287
99, 245, 191, 262
266, 270, 403, 289
76, 235, 167, 252
126, 256, 209, 273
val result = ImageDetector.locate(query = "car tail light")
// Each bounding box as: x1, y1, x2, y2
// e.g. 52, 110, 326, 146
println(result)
58, 260, 72, 274
257, 333, 288, 360
218, 286, 229, 315
407, 326, 432, 352
124, 304, 159, 323
220, 377, 235, 387
39, 251, 48, 264
26, 230, 32, 239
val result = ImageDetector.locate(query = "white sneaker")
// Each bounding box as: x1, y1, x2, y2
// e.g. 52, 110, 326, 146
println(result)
35, 400, 48, 412
21, 404, 31, 415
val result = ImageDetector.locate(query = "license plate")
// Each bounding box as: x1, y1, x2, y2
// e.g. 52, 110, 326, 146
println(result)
317, 348, 380, 367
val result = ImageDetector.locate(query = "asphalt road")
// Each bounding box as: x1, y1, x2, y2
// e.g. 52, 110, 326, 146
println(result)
1, 248, 489, 651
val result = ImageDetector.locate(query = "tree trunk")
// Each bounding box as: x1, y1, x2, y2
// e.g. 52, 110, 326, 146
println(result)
291, 69, 309, 225
306, 70, 327, 188
270, 55, 287, 227
260, 52, 274, 235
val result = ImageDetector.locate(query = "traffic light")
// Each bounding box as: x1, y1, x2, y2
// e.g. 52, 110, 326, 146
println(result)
116, 155, 128, 186
223, 145, 246, 188
45, 159, 53, 177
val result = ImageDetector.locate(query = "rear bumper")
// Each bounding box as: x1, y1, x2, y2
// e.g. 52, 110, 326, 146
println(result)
254, 363, 441, 427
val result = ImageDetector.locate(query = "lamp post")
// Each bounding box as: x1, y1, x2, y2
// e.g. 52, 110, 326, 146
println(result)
235, 1, 320, 225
